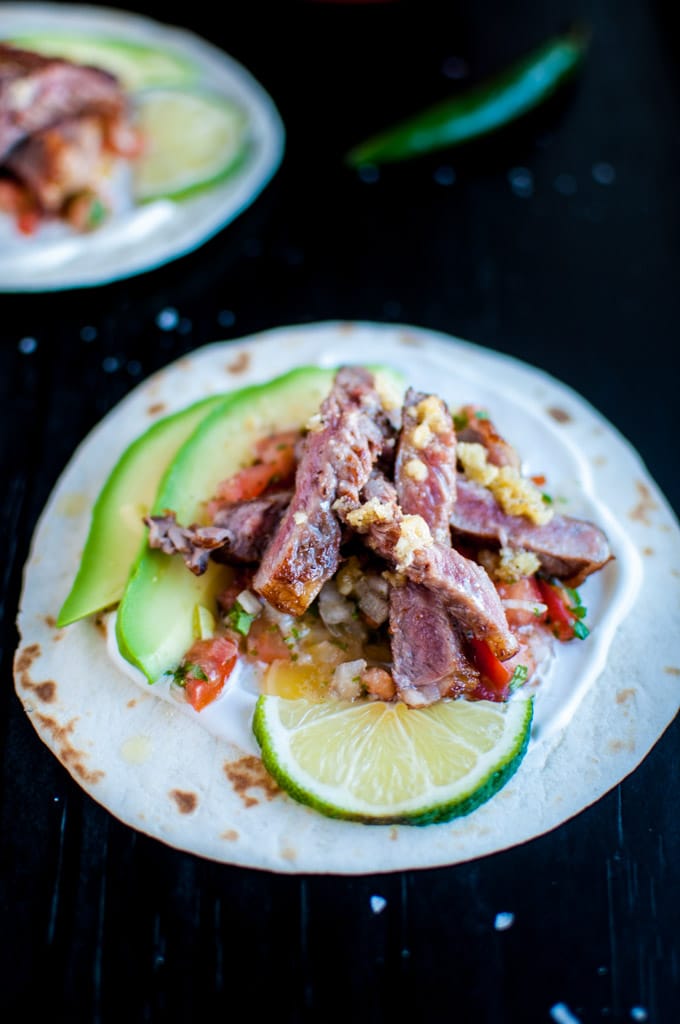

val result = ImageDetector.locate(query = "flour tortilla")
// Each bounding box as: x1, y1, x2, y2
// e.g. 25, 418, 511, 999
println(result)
13, 322, 680, 874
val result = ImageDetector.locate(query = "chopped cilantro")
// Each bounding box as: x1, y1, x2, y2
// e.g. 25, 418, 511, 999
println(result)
474, 409, 490, 420
542, 492, 553, 504
87, 196, 107, 229
173, 661, 208, 686
508, 664, 529, 691
573, 619, 590, 640
453, 411, 469, 431
228, 605, 256, 636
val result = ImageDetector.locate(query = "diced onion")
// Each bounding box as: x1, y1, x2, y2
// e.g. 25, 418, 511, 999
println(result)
236, 589, 262, 615
501, 599, 548, 616
318, 581, 355, 627
331, 659, 366, 700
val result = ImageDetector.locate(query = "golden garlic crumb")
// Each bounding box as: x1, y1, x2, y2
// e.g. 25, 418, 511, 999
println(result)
345, 497, 395, 531
394, 515, 432, 570
404, 457, 428, 482
293, 511, 308, 525
457, 442, 553, 525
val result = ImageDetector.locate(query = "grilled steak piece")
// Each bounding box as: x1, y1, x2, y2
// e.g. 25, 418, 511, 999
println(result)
344, 472, 518, 661
389, 389, 479, 705
253, 367, 389, 616
451, 475, 612, 586
456, 404, 521, 470
145, 513, 234, 576
5, 115, 108, 211
393, 388, 458, 544
146, 491, 291, 574
0, 44, 125, 161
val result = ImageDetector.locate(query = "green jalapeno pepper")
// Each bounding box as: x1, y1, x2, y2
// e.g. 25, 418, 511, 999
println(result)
345, 23, 590, 167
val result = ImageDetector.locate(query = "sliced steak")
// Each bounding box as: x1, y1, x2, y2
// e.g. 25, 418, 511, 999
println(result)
0, 44, 125, 161
451, 475, 612, 587
253, 366, 389, 616
344, 472, 518, 661
389, 389, 479, 705
456, 404, 521, 470
146, 491, 291, 574
394, 388, 458, 544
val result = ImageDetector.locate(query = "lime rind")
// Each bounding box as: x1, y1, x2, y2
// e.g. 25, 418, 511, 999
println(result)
252, 695, 534, 826
131, 88, 251, 203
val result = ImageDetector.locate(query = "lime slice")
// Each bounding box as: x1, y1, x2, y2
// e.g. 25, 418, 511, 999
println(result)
253, 695, 534, 825
132, 88, 250, 203
8, 34, 196, 90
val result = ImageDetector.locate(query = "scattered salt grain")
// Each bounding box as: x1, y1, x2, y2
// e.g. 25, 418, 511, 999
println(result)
630, 1009, 648, 1022
18, 336, 37, 354
127, 360, 142, 376
102, 356, 120, 373
508, 166, 534, 198
177, 317, 192, 335
156, 307, 179, 331
80, 325, 97, 342
434, 165, 456, 186
550, 1003, 582, 1024
494, 911, 515, 931
370, 895, 387, 915
358, 164, 380, 184
592, 162, 615, 185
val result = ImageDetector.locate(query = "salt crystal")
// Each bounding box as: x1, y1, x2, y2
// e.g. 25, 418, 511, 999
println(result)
156, 307, 179, 331
494, 911, 515, 931
18, 336, 37, 354
358, 164, 380, 184
630, 1009, 648, 1022
370, 895, 387, 914
550, 1003, 582, 1024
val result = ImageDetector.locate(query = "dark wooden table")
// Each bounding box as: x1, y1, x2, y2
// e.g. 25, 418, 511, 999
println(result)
2, 1, 679, 1020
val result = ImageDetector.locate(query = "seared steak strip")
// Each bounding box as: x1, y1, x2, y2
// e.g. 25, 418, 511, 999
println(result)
451, 475, 612, 586
0, 44, 125, 161
146, 491, 291, 574
253, 366, 390, 616
389, 389, 479, 705
456, 404, 521, 470
343, 472, 519, 661
146, 513, 233, 576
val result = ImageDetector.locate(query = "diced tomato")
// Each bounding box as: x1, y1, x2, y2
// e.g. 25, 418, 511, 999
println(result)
212, 430, 299, 505
180, 635, 239, 711
468, 637, 512, 698
530, 474, 547, 486
496, 576, 547, 628
536, 579, 580, 641
246, 616, 292, 664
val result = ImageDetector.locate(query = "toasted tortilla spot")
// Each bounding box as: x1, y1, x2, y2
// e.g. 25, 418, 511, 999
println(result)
14, 643, 41, 674
399, 333, 423, 347
281, 846, 297, 861
93, 615, 107, 638
227, 351, 250, 374
642, 547, 654, 557
663, 666, 680, 677
147, 402, 166, 416
224, 755, 280, 808
170, 789, 198, 814
29, 680, 57, 703
389, 827, 399, 841
630, 480, 657, 525
56, 493, 88, 517
126, 698, 138, 708
593, 455, 607, 466
616, 688, 636, 705
547, 406, 571, 423
221, 829, 239, 841
43, 615, 57, 628
35, 714, 104, 784
607, 738, 635, 754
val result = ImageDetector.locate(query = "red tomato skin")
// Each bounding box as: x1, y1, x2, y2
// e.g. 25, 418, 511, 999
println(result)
246, 616, 291, 664
468, 637, 512, 699
496, 576, 547, 628
181, 636, 239, 711
536, 579, 577, 641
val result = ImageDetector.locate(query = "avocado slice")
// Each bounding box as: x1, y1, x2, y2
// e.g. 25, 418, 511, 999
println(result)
115, 366, 342, 682
57, 394, 225, 628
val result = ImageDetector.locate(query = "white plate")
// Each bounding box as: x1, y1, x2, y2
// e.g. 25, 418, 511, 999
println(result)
0, 3, 285, 291
14, 322, 680, 874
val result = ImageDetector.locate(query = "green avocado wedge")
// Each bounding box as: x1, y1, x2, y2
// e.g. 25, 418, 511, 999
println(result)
115, 367, 339, 682
57, 394, 225, 628
8, 34, 197, 90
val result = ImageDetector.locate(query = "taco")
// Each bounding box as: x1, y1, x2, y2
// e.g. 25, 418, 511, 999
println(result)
13, 322, 680, 874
